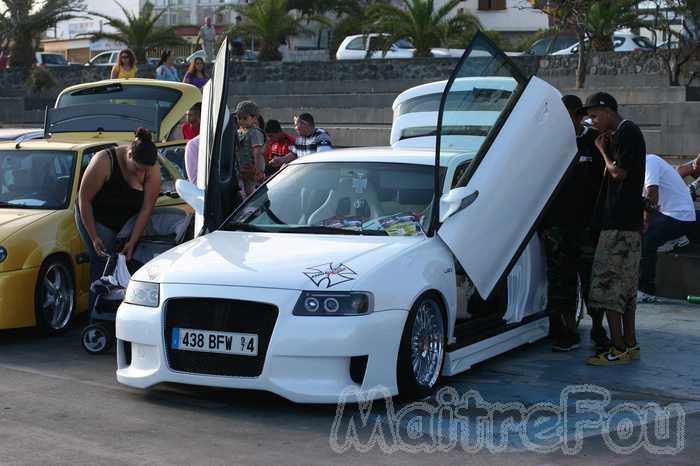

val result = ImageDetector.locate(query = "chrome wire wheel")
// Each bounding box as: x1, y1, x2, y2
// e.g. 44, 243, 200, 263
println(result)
409, 299, 445, 390
38, 261, 74, 332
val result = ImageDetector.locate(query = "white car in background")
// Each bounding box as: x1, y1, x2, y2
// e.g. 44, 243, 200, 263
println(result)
115, 35, 576, 403
390, 77, 517, 150
552, 32, 654, 55
85, 50, 120, 67
86, 50, 159, 67
336, 34, 464, 60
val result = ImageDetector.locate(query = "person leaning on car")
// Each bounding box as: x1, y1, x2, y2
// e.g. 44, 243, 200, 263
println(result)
75, 128, 161, 308
540, 95, 606, 352
581, 92, 645, 366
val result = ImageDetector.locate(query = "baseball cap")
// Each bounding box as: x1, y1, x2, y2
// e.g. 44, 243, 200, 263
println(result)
580, 92, 618, 114
233, 100, 259, 117
561, 95, 583, 114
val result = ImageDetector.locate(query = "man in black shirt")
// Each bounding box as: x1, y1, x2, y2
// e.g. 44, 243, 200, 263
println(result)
541, 95, 607, 351
580, 92, 645, 366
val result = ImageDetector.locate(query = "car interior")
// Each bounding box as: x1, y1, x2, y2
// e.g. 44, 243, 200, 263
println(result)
0, 151, 74, 209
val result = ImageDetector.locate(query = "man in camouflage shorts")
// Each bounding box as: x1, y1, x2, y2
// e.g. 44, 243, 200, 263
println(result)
581, 92, 645, 366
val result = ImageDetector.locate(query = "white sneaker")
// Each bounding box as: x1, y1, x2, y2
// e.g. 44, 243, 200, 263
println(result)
637, 290, 660, 304
657, 235, 690, 253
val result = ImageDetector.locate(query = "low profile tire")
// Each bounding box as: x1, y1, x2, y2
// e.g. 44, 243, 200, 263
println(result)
34, 257, 75, 335
81, 324, 112, 354
397, 294, 446, 399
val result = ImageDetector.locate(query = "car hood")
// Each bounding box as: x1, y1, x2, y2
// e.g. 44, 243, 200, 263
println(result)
0, 209, 53, 243
136, 230, 424, 290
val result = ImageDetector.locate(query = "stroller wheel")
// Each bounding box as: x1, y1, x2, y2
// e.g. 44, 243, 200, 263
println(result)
81, 324, 112, 354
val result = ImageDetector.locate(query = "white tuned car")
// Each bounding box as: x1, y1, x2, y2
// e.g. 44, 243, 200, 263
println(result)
551, 32, 654, 55
115, 35, 576, 403
336, 34, 464, 60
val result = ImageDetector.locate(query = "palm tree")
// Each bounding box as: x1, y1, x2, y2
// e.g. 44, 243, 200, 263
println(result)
88, 1, 186, 64
1, 0, 84, 67
586, 0, 639, 51
230, 0, 307, 61
367, 0, 482, 58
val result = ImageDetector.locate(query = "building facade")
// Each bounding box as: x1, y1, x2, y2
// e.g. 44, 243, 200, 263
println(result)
436, 0, 549, 37
143, 0, 249, 27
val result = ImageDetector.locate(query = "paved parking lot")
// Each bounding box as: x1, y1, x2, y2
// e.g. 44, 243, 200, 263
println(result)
0, 302, 698, 465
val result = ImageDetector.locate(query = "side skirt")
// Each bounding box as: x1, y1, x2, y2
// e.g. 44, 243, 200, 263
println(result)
442, 316, 548, 377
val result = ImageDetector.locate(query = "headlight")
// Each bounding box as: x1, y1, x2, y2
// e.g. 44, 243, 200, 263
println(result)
293, 291, 373, 316
0, 246, 6, 263
124, 281, 160, 307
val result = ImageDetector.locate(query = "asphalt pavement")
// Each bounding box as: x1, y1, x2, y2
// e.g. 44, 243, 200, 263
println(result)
0, 301, 698, 465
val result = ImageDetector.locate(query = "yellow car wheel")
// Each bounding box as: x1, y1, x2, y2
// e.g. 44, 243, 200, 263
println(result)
35, 257, 76, 335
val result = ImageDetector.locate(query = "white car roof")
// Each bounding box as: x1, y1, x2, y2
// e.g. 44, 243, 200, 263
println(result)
392, 77, 517, 111
291, 146, 473, 166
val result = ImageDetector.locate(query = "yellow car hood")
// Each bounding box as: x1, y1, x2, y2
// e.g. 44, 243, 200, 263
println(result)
0, 209, 53, 243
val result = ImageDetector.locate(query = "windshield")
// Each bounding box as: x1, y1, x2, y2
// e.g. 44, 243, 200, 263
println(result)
57, 83, 181, 113
224, 162, 436, 236
0, 150, 76, 209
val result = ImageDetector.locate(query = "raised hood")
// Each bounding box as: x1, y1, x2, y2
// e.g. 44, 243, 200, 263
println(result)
133, 231, 422, 290
0, 209, 53, 243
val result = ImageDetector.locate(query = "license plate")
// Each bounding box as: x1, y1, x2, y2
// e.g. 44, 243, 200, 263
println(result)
171, 328, 258, 356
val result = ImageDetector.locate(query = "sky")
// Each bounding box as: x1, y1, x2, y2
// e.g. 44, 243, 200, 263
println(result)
52, 0, 141, 39
81, 0, 140, 17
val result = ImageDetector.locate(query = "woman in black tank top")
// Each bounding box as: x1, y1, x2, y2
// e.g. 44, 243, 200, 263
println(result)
76, 128, 161, 303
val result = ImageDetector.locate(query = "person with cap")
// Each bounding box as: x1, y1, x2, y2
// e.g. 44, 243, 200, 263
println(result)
581, 92, 646, 366
234, 100, 266, 195
294, 113, 333, 157
540, 95, 607, 352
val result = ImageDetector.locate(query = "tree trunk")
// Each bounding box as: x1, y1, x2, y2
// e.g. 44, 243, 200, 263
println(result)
575, 29, 588, 89
134, 48, 147, 65
590, 34, 613, 52
9, 29, 36, 67
259, 43, 282, 61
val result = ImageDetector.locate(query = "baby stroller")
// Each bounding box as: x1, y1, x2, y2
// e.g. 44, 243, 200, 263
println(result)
81, 207, 193, 354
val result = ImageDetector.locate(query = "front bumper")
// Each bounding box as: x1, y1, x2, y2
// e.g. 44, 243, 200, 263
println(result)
116, 283, 408, 403
0, 267, 39, 329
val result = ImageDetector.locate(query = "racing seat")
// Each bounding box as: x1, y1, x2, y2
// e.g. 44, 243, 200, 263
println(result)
307, 176, 382, 225
299, 187, 331, 224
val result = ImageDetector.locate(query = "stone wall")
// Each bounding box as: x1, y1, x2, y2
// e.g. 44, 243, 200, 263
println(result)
0, 51, 695, 97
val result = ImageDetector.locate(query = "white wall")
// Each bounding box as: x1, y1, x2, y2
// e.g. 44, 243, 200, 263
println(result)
436, 0, 549, 33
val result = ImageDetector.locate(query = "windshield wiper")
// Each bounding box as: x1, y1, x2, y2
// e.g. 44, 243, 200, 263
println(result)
220, 222, 274, 233
283, 226, 388, 236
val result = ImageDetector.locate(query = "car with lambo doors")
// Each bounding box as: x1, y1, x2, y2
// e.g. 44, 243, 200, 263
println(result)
115, 35, 577, 402
0, 80, 200, 333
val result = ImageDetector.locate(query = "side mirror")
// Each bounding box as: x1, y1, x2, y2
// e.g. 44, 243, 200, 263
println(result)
176, 179, 204, 216
439, 187, 479, 223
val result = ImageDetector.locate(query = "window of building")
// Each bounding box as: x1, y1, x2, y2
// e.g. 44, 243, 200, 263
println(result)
478, 0, 507, 10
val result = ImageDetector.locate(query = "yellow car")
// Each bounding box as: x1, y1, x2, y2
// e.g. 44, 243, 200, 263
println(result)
0, 79, 201, 333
